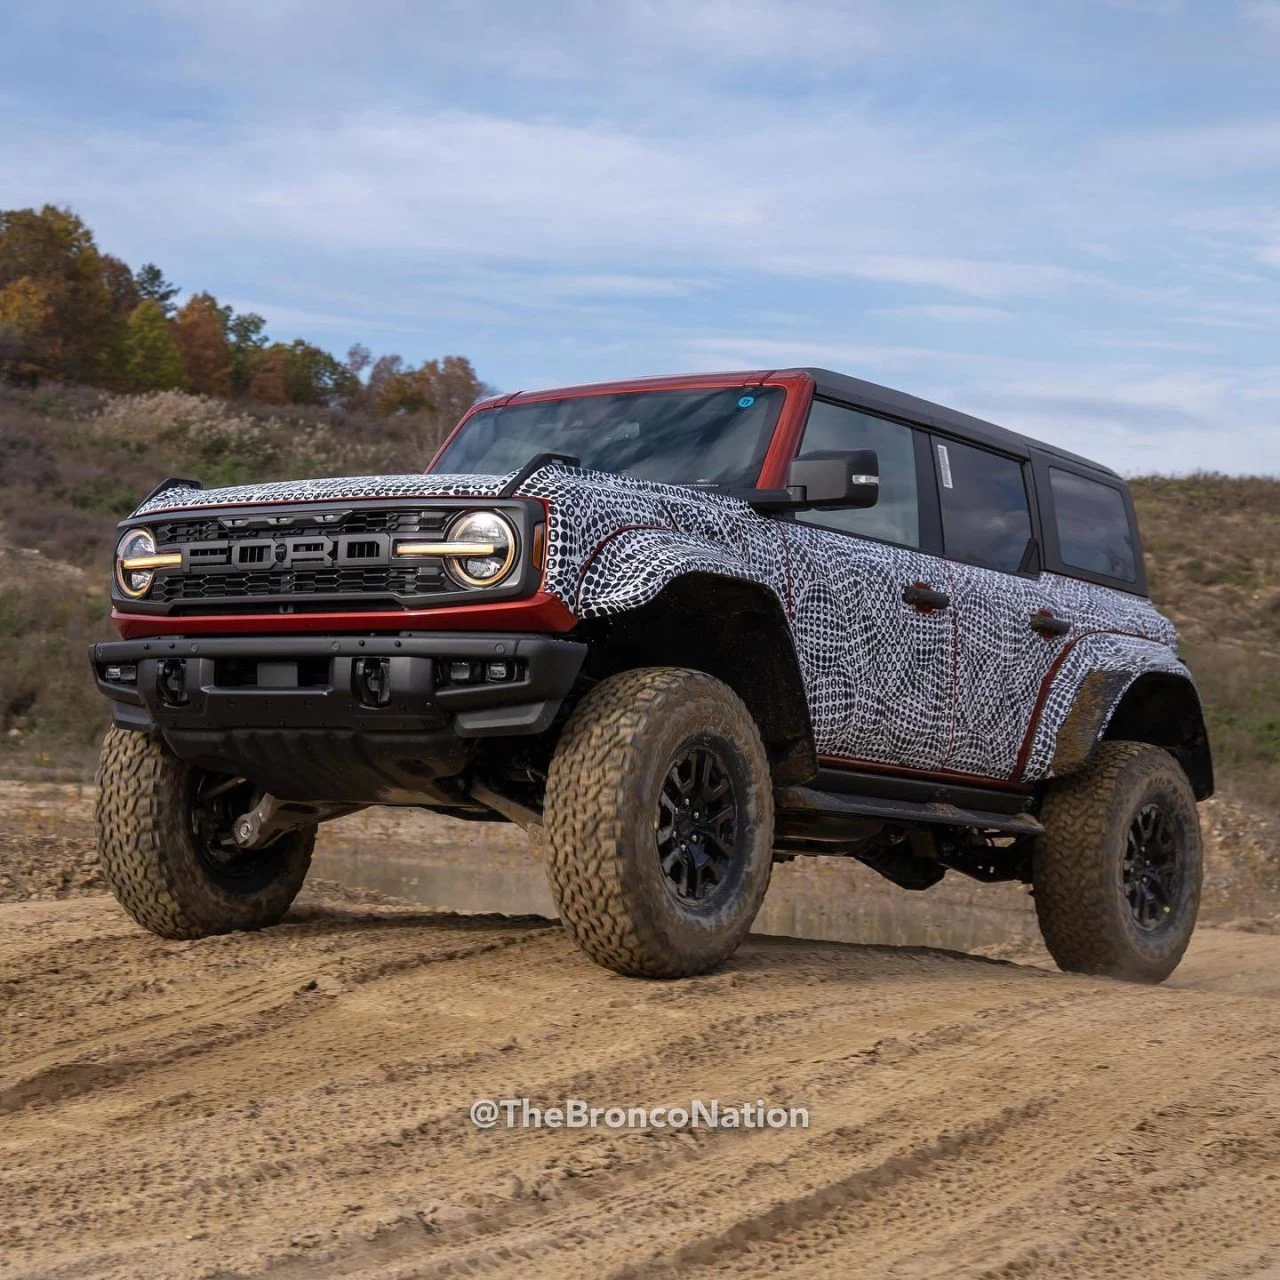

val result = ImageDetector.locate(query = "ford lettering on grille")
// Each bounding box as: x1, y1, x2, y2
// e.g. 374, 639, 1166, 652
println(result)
145, 506, 463, 606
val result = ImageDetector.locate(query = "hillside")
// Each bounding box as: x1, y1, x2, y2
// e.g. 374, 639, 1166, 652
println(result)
1, 384, 1277, 826
0, 382, 445, 761
1132, 475, 1280, 817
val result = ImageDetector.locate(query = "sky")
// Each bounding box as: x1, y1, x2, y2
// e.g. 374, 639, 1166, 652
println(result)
2, 0, 1279, 475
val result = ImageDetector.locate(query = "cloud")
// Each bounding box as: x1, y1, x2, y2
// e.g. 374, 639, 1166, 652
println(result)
1104, 0, 1184, 12
1100, 119, 1280, 176
3, 0, 1278, 474
1243, 0, 1280, 33
683, 335, 1280, 475
873, 304, 1014, 322
962, 366, 1280, 475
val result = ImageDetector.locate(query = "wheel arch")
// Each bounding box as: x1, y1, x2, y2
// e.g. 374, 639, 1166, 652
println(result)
583, 571, 817, 786
1052, 667, 1214, 800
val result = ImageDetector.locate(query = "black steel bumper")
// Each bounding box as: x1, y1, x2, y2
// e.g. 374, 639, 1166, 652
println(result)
89, 633, 587, 802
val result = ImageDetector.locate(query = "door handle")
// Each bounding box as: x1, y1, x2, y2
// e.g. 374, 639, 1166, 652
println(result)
902, 583, 951, 612
1030, 609, 1071, 637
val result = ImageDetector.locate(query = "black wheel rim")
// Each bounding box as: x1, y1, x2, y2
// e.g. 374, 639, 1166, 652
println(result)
656, 744, 738, 907
1123, 803, 1182, 931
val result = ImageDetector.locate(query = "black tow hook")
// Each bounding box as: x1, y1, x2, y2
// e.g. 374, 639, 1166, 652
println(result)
352, 657, 392, 707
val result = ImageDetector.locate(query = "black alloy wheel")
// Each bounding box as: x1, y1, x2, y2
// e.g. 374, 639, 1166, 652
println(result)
1031, 741, 1203, 983
543, 667, 775, 978
1123, 803, 1182, 931
656, 744, 738, 908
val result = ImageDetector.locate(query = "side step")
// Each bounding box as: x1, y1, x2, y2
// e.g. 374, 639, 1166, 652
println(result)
776, 786, 1045, 836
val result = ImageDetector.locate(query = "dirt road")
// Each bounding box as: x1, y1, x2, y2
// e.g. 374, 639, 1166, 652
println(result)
3, 876, 1280, 1280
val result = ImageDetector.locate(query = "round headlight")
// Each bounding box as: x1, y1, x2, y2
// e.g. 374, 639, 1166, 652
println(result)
116, 528, 157, 598
445, 511, 517, 588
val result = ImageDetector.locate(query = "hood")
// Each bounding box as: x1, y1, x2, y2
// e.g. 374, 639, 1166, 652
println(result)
129, 464, 754, 521
127, 463, 766, 620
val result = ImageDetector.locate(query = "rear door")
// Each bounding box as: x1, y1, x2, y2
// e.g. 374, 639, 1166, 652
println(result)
782, 400, 956, 772
929, 436, 1063, 779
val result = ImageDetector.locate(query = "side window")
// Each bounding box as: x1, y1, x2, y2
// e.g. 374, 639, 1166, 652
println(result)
1049, 467, 1137, 582
794, 401, 920, 548
935, 438, 1032, 573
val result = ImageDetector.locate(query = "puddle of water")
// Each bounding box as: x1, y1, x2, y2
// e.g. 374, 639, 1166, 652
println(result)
315, 843, 558, 917
313, 840, 1042, 953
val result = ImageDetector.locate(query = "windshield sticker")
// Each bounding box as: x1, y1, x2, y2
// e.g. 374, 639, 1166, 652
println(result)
737, 395, 756, 409
936, 443, 954, 489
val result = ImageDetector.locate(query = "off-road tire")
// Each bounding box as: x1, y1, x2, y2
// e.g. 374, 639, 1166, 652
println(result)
96, 727, 313, 940
1033, 741, 1202, 983
544, 667, 774, 978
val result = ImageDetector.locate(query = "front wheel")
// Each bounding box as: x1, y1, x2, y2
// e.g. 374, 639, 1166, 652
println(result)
544, 667, 774, 978
1033, 741, 1202, 983
96, 727, 313, 940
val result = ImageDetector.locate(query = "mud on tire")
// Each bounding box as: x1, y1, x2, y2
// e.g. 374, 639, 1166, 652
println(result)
1033, 741, 1202, 984
544, 667, 774, 978
95, 727, 313, 940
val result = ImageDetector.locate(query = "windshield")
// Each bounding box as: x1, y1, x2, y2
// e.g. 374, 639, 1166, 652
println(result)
431, 386, 785, 488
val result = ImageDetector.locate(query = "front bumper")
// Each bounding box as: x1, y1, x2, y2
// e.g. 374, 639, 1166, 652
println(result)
90, 633, 587, 802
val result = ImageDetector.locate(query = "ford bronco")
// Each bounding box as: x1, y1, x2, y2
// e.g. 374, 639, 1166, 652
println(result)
91, 368, 1211, 982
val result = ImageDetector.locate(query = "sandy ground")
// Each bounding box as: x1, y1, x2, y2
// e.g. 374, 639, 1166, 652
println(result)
2, 779, 1280, 1279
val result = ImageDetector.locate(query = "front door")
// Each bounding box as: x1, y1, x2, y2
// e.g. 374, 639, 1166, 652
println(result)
781, 399, 956, 773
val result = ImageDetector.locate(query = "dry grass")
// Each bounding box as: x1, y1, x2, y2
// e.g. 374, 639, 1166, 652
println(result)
1132, 473, 1280, 649
1131, 475, 1280, 819
0, 383, 450, 572
0, 382, 450, 765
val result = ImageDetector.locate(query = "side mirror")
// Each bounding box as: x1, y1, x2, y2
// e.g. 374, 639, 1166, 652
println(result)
785, 449, 880, 510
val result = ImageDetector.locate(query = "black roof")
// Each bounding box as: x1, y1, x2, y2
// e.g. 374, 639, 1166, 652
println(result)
795, 367, 1120, 479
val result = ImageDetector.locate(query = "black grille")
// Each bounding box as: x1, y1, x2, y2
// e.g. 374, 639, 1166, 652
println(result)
338, 510, 448, 535
150, 507, 451, 544
151, 518, 224, 543
135, 503, 508, 609
157, 567, 447, 602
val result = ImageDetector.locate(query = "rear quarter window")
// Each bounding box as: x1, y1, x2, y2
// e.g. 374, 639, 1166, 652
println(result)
1049, 468, 1137, 583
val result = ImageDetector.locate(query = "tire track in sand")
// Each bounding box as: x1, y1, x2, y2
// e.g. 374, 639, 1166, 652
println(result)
2, 895, 1280, 1279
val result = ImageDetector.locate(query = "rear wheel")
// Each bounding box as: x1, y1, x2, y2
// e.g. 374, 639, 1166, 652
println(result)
96, 727, 313, 939
544, 667, 774, 978
1033, 741, 1202, 983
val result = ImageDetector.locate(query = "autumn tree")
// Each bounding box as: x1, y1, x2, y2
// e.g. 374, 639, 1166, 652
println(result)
372, 355, 487, 423
92, 253, 144, 390
173, 292, 232, 395
0, 206, 490, 410
241, 344, 289, 403
0, 205, 119, 382
99, 255, 140, 320
366, 353, 405, 409
123, 300, 187, 391
342, 343, 372, 407
0, 278, 52, 384
219, 310, 266, 394
346, 343, 372, 378
286, 340, 358, 405
0, 322, 33, 386
244, 340, 358, 405
429, 355, 489, 425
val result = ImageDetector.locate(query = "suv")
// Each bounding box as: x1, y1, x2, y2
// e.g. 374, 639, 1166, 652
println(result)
91, 368, 1211, 983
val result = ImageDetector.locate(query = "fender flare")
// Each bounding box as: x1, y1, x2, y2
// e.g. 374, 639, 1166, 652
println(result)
574, 534, 815, 784
1047, 664, 1213, 799
571, 526, 775, 618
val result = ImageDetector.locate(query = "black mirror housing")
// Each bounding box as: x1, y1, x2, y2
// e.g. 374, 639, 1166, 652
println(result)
784, 449, 880, 510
